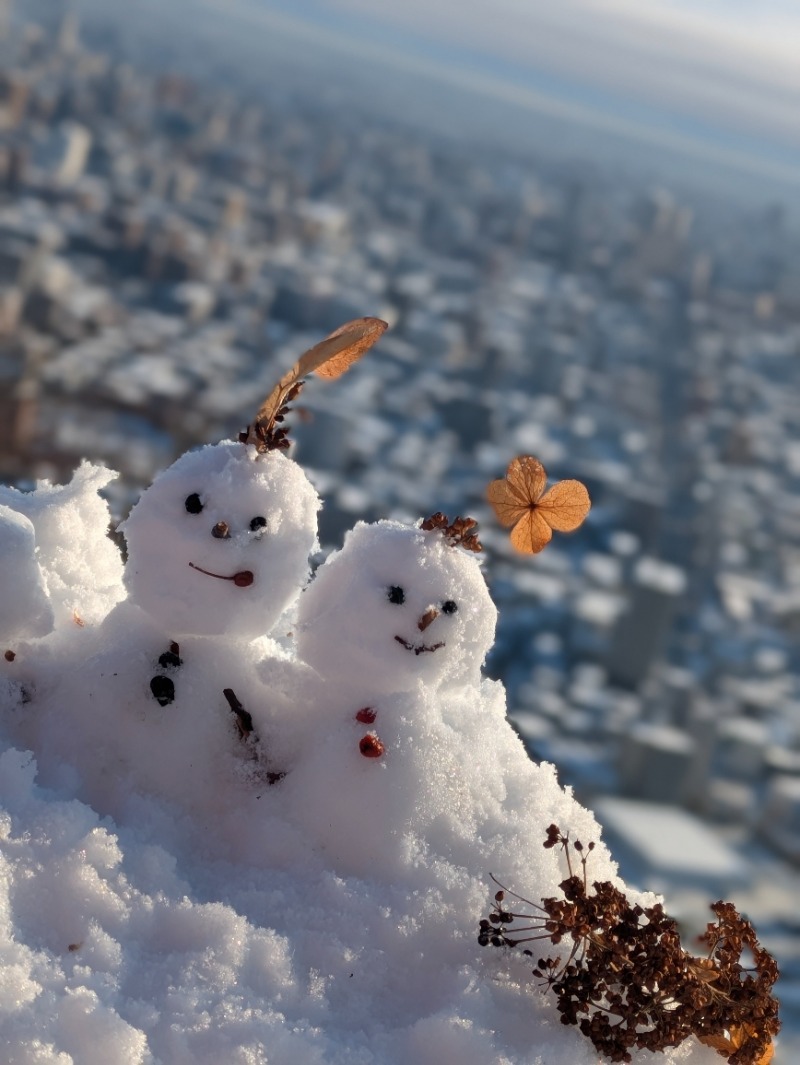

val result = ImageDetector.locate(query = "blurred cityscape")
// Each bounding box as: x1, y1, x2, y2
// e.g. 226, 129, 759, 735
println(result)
1, 2, 800, 1052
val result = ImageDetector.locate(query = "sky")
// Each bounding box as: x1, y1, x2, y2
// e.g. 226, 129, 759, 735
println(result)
210, 0, 800, 196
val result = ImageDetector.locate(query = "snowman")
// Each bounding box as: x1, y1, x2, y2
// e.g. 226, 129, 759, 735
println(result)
279, 502, 605, 889
277, 512, 505, 879
15, 319, 387, 847
6, 442, 318, 826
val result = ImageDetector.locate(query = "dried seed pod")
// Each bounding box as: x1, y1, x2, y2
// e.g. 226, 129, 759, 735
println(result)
149, 675, 175, 706
158, 642, 182, 670
420, 512, 482, 552
479, 827, 780, 1065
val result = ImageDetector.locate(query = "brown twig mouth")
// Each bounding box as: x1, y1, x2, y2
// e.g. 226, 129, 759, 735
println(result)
394, 635, 445, 656
189, 562, 254, 587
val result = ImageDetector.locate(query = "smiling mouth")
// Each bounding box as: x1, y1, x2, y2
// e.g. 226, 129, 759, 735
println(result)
394, 635, 445, 656
189, 562, 254, 588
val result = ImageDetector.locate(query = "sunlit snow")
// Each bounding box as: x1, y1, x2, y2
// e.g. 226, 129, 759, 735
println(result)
0, 439, 720, 1064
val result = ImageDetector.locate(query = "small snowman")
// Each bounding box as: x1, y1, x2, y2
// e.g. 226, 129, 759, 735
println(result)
279, 512, 501, 879
22, 319, 387, 841
281, 458, 594, 884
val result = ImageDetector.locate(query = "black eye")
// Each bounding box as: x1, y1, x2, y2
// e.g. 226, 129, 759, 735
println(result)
387, 585, 405, 605
250, 516, 267, 532
185, 493, 203, 514
442, 600, 458, 615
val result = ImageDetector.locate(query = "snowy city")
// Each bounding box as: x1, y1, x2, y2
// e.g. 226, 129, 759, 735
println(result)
1, 2, 799, 1062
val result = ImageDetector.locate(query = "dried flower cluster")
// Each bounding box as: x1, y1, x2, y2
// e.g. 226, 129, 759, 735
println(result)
479, 826, 779, 1065
240, 380, 303, 453
421, 512, 482, 552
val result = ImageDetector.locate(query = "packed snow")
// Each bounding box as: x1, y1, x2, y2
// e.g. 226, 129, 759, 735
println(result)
0, 439, 722, 1064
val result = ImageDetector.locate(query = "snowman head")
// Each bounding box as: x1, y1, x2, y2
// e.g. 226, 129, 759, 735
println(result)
122, 442, 320, 638
297, 519, 497, 694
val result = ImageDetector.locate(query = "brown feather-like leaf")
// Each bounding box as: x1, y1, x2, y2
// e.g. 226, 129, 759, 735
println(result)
247, 317, 388, 450
309, 317, 388, 379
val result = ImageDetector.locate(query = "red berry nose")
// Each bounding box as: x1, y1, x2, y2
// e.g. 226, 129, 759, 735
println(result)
234, 571, 254, 587
356, 707, 376, 724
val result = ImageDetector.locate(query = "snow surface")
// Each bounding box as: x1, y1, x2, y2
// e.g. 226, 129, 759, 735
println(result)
0, 462, 125, 630
0, 441, 721, 1064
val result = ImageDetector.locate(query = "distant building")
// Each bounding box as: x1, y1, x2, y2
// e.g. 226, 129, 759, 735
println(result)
0, 73, 27, 130
760, 776, 800, 864
618, 721, 694, 804
56, 11, 81, 56
606, 557, 686, 689
0, 336, 45, 471
593, 797, 752, 894
34, 122, 92, 186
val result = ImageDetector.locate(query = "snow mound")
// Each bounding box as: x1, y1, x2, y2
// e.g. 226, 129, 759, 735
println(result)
0, 445, 721, 1064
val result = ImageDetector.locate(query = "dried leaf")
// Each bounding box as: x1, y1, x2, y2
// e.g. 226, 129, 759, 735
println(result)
699, 1028, 774, 1064
536, 480, 592, 532
247, 317, 388, 451
509, 508, 553, 554
309, 317, 388, 379
486, 457, 546, 528
487, 455, 591, 554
